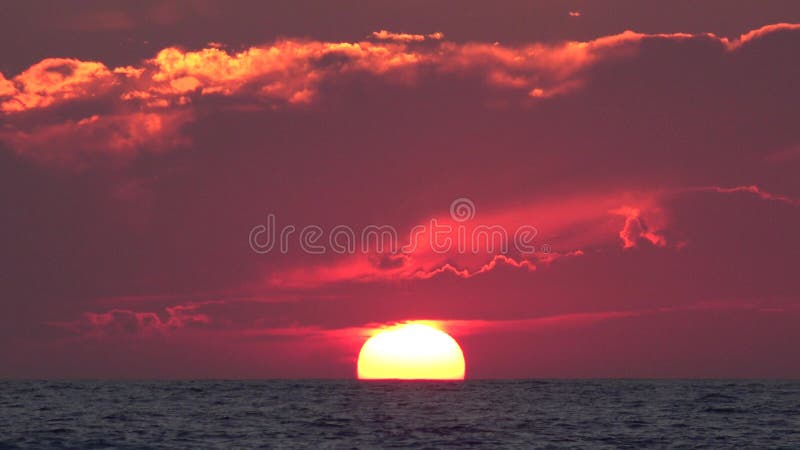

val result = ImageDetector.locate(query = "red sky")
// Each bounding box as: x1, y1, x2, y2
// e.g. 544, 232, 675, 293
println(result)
1, 1, 800, 378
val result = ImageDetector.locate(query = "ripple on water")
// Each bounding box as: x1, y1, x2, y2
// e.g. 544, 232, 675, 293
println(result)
0, 380, 798, 448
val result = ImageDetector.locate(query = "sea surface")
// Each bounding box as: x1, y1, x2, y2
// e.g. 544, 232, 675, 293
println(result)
1, 380, 799, 448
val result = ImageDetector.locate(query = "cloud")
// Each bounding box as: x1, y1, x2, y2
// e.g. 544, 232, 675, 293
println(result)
442, 310, 640, 335
721, 22, 800, 50
111, 298, 789, 344
437, 298, 793, 337
371, 30, 444, 42
0, 73, 15, 97
61, 303, 212, 337
260, 182, 798, 288
268, 253, 544, 288
262, 191, 663, 288
0, 58, 114, 112
686, 185, 800, 206
4, 23, 797, 166
3, 25, 797, 115
608, 184, 800, 250
231, 310, 638, 344
1, 110, 192, 168
611, 206, 668, 249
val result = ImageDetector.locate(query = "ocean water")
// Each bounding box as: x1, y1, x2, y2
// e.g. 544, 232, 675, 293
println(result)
1, 380, 799, 448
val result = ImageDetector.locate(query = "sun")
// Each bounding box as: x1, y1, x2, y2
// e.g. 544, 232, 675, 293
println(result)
357, 322, 466, 380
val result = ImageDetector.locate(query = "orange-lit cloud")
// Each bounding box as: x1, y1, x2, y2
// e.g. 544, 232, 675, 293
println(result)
371, 30, 444, 42
2, 25, 793, 114
0, 58, 114, 112
0, 73, 15, 97
1, 23, 798, 166
720, 22, 800, 50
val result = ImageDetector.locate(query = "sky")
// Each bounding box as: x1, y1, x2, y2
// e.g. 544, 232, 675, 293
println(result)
1, 1, 800, 379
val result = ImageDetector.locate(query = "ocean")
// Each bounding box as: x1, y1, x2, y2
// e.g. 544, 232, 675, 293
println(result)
1, 380, 798, 448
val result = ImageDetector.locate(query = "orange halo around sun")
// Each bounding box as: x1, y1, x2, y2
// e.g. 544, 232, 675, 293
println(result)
357, 322, 466, 380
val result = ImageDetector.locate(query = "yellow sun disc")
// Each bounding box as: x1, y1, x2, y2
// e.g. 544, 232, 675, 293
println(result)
357, 323, 466, 380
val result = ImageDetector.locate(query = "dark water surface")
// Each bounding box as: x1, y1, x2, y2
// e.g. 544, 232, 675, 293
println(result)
1, 380, 799, 448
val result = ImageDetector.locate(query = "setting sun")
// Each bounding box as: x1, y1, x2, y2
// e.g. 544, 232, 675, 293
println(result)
357, 323, 466, 380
